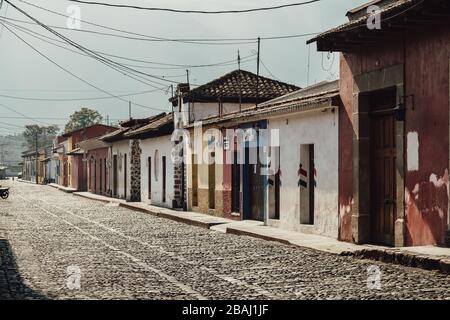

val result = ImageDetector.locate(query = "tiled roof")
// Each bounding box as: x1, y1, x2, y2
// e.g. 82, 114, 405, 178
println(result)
307, 0, 414, 45
185, 82, 340, 128
125, 113, 174, 139
172, 69, 300, 104
100, 127, 129, 142
62, 124, 117, 137
101, 113, 168, 142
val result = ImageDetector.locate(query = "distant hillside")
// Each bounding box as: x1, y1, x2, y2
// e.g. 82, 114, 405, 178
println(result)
0, 134, 26, 176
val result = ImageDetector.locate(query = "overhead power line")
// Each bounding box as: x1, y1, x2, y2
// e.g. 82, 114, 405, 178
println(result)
16, 1, 319, 44
4, 1, 189, 89
1, 17, 258, 70
0, 21, 167, 112
0, 102, 55, 126
65, 0, 322, 14
0, 88, 163, 102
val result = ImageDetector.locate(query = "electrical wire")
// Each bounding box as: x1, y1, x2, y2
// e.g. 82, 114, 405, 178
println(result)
4, 0, 190, 88
16, 1, 319, 44
0, 88, 164, 102
1, 17, 258, 70
0, 19, 172, 91
65, 0, 322, 14
0, 21, 168, 112
0, 102, 55, 126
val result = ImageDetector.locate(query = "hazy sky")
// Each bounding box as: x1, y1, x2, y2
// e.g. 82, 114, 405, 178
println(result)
0, 0, 368, 135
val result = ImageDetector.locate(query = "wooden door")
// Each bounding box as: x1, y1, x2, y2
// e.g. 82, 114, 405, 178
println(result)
192, 154, 198, 207
148, 157, 151, 200
249, 150, 263, 221
162, 156, 166, 203
113, 155, 118, 196
94, 159, 97, 193
124, 154, 127, 199
371, 113, 396, 245
99, 159, 102, 194
208, 153, 215, 209
231, 151, 240, 213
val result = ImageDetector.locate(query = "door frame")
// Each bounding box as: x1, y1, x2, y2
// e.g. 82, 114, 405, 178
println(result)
370, 108, 397, 245
113, 154, 118, 197
352, 64, 405, 246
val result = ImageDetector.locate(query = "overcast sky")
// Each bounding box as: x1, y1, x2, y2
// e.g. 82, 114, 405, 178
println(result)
0, 0, 368, 135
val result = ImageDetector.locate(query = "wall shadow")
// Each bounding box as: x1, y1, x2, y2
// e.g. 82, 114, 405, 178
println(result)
0, 239, 47, 300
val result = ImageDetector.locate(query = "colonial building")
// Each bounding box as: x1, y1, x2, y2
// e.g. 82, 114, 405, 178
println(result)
78, 136, 112, 196
124, 113, 176, 208
61, 124, 117, 191
308, 0, 450, 246
101, 115, 166, 201
172, 69, 299, 219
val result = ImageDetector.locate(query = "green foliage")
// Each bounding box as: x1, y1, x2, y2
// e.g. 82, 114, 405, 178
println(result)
23, 124, 59, 151
65, 107, 103, 133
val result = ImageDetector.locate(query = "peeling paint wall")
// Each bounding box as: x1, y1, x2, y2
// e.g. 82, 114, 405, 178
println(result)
407, 132, 419, 172
339, 25, 450, 246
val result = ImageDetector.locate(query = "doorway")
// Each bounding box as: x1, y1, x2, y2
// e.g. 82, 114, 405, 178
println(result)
148, 156, 151, 200
162, 156, 166, 203
192, 154, 198, 207
208, 153, 215, 209
124, 153, 127, 200
231, 151, 240, 213
113, 154, 118, 197
369, 87, 397, 246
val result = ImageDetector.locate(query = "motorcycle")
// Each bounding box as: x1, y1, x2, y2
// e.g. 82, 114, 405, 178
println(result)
0, 187, 9, 199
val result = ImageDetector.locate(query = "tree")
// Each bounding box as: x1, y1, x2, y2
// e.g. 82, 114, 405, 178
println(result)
23, 124, 59, 151
65, 107, 103, 133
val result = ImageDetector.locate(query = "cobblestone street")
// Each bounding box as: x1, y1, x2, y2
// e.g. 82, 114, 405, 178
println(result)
0, 180, 449, 300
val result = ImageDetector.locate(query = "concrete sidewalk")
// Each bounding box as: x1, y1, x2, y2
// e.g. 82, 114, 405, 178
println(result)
48, 183, 77, 193
72, 190, 450, 274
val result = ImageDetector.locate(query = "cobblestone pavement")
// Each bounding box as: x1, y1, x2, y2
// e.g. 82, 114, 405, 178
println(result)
0, 180, 449, 300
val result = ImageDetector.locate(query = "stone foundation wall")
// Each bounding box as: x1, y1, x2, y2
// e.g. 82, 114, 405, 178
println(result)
173, 162, 184, 208
130, 140, 141, 202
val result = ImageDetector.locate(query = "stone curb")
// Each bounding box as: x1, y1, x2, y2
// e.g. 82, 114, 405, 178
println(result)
73, 192, 111, 203
49, 183, 76, 193
226, 227, 292, 246
341, 248, 450, 275
119, 203, 158, 217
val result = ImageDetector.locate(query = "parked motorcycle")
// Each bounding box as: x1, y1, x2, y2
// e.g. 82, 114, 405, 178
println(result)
0, 187, 9, 199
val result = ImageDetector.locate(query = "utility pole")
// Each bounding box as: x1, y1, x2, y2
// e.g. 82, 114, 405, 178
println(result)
128, 101, 132, 120
186, 70, 190, 85
35, 130, 39, 184
256, 37, 261, 110
106, 114, 109, 126
238, 50, 241, 70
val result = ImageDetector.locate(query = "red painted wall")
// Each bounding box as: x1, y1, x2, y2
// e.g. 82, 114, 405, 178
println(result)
339, 26, 450, 245
66, 124, 116, 191
87, 147, 109, 195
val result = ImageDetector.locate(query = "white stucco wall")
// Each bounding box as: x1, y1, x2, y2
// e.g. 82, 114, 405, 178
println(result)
190, 102, 252, 122
268, 107, 339, 238
174, 102, 256, 126
111, 140, 130, 200
140, 135, 175, 208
